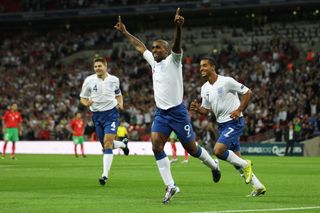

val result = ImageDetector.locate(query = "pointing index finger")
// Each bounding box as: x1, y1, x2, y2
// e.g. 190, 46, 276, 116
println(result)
118, 15, 122, 23
176, 8, 180, 16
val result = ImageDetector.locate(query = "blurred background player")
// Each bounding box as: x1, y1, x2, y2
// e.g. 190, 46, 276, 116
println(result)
80, 55, 129, 186
115, 8, 220, 204
1, 103, 23, 160
116, 120, 128, 141
190, 57, 266, 197
284, 122, 295, 156
68, 112, 86, 158
116, 119, 129, 154
169, 131, 188, 163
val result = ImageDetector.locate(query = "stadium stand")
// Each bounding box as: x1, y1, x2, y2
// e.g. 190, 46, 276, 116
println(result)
0, 1, 319, 143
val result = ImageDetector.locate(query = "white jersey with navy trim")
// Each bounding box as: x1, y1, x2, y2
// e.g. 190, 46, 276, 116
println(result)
201, 75, 249, 123
80, 73, 121, 112
143, 50, 183, 110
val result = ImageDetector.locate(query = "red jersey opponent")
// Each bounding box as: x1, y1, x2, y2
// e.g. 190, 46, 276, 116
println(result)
69, 112, 86, 158
2, 103, 23, 160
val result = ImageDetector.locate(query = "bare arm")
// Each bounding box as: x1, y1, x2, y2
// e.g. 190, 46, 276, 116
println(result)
116, 95, 123, 110
190, 100, 210, 115
80, 98, 93, 107
114, 16, 147, 54
172, 8, 184, 53
66, 123, 74, 135
230, 89, 252, 119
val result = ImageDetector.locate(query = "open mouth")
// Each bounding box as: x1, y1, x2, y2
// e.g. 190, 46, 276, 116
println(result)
201, 71, 207, 77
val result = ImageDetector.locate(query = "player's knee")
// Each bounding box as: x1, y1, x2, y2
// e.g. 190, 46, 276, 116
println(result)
187, 147, 199, 157
213, 147, 224, 158
152, 143, 163, 154
188, 151, 198, 158
184, 144, 201, 157
152, 147, 163, 155
151, 135, 166, 154
103, 140, 113, 149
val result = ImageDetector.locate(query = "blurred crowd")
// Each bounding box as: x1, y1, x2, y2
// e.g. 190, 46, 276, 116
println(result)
0, 21, 319, 143
0, 0, 196, 12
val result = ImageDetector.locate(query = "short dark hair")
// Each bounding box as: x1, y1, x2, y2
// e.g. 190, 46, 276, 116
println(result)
93, 54, 106, 65
153, 39, 170, 50
201, 56, 217, 67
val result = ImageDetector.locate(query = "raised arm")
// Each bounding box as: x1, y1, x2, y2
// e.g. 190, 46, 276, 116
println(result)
172, 8, 184, 53
114, 16, 147, 54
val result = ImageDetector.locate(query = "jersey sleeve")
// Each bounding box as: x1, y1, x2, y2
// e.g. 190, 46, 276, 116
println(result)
143, 50, 155, 67
226, 77, 249, 95
171, 49, 183, 65
200, 86, 211, 109
80, 78, 91, 98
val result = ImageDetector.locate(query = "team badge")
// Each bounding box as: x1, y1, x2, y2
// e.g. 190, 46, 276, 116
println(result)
217, 87, 223, 95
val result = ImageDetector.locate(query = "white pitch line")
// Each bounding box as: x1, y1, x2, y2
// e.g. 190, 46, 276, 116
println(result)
190, 206, 320, 213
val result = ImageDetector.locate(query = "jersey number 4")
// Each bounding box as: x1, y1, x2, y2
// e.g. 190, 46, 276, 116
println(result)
93, 85, 98, 92
111, 121, 116, 131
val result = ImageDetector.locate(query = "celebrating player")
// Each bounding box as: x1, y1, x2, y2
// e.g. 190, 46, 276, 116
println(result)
80, 55, 129, 186
1, 103, 23, 160
190, 57, 266, 196
115, 8, 220, 204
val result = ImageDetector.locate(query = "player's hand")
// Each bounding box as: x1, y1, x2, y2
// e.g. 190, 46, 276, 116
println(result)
114, 16, 127, 34
87, 100, 93, 107
117, 103, 123, 110
229, 109, 241, 120
174, 8, 184, 27
190, 100, 200, 112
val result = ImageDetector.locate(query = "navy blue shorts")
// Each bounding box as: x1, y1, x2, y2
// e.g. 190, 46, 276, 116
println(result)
217, 117, 244, 152
152, 103, 195, 144
92, 107, 119, 145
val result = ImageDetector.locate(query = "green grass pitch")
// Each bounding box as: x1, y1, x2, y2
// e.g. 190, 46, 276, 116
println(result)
0, 155, 319, 213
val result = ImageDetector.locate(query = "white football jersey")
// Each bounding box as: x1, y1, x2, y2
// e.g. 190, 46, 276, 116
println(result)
201, 75, 249, 123
143, 50, 183, 110
80, 73, 121, 112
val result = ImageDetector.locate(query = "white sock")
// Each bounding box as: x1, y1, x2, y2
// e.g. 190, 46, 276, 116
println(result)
113, 140, 125, 149
226, 150, 247, 168
235, 168, 264, 189
156, 157, 175, 187
198, 147, 219, 170
102, 154, 113, 177
251, 173, 264, 189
